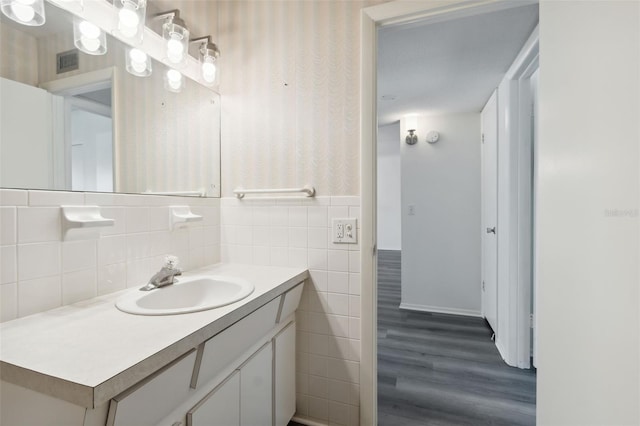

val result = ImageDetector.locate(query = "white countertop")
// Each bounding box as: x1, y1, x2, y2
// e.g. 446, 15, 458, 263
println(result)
0, 263, 308, 408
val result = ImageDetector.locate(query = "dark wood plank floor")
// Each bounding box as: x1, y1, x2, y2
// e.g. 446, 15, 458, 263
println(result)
377, 250, 536, 426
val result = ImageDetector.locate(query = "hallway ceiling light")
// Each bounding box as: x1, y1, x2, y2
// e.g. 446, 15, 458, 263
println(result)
157, 10, 189, 66
191, 36, 220, 85
1, 0, 45, 26
73, 17, 107, 55
126, 47, 152, 77
116, 0, 146, 42
165, 69, 184, 93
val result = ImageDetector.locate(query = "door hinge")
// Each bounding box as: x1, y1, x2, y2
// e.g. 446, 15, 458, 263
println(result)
530, 314, 534, 328
481, 133, 484, 144
482, 280, 485, 291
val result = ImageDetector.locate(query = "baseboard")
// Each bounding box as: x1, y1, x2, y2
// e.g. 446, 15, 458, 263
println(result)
399, 302, 482, 318
291, 415, 329, 426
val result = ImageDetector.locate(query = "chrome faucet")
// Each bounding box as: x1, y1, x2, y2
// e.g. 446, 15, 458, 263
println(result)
140, 256, 182, 291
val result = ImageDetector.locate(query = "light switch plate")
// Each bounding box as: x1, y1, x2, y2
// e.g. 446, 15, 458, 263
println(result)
332, 218, 357, 244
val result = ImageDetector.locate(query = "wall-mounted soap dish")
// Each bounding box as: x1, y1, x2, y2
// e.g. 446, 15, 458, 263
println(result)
170, 206, 202, 230
61, 205, 115, 241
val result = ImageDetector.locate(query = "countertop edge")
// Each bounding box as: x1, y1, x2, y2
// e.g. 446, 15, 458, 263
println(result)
2, 269, 309, 409
0, 362, 95, 408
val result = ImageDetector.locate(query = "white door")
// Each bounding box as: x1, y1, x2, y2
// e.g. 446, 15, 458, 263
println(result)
0, 77, 53, 189
481, 89, 498, 333
187, 371, 241, 426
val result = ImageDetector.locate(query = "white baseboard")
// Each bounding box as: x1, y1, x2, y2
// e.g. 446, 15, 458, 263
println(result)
399, 302, 482, 318
291, 415, 328, 426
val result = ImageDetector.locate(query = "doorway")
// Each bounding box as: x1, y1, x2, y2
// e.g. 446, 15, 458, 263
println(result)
41, 68, 115, 193
68, 88, 113, 192
363, 1, 539, 424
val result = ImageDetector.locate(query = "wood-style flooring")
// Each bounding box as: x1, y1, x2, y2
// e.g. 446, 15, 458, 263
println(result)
377, 250, 536, 426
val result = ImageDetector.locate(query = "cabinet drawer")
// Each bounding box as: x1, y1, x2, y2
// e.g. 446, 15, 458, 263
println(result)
195, 298, 280, 388
277, 282, 304, 323
107, 350, 197, 426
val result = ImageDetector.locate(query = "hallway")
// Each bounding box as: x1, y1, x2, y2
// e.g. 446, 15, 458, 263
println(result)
377, 250, 536, 426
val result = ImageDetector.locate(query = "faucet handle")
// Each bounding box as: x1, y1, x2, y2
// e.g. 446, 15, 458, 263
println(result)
164, 255, 179, 270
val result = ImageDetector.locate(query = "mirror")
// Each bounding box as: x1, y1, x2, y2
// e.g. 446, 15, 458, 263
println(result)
0, 1, 221, 197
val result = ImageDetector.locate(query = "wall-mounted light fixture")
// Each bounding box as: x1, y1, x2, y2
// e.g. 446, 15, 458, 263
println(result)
125, 47, 152, 77
190, 36, 220, 85
1, 0, 46, 26
115, 0, 146, 42
49, 0, 83, 12
404, 115, 418, 145
164, 69, 184, 93
156, 10, 189, 66
73, 16, 107, 55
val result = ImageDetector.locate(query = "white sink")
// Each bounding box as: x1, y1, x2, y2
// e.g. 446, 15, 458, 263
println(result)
115, 275, 255, 315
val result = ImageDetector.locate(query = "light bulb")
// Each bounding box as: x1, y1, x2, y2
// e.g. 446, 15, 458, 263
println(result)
79, 20, 100, 38
118, 3, 139, 37
167, 35, 184, 63
129, 49, 147, 73
201, 59, 216, 83
11, 0, 35, 23
166, 69, 182, 90
81, 36, 100, 52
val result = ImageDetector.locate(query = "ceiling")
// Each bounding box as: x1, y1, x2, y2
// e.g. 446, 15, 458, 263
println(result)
377, 4, 539, 126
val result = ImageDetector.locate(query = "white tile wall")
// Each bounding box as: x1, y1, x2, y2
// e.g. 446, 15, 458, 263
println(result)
0, 189, 220, 322
220, 196, 360, 426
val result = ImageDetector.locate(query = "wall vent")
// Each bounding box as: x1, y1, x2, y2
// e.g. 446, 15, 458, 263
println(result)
56, 50, 79, 74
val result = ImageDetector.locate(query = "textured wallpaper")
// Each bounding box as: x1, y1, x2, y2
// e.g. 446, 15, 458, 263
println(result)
217, 0, 387, 197
0, 23, 39, 86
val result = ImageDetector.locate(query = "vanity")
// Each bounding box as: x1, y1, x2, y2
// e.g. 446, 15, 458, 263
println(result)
0, 263, 308, 426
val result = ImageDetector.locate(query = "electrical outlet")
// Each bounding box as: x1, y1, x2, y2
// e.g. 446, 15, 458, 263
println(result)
408, 205, 416, 216
332, 218, 357, 244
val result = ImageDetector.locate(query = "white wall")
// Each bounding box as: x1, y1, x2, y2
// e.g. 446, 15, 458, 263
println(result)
537, 1, 639, 424
376, 123, 401, 250
400, 113, 481, 316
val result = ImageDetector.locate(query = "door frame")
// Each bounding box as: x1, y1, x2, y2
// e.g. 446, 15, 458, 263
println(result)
498, 26, 539, 368
359, 1, 538, 423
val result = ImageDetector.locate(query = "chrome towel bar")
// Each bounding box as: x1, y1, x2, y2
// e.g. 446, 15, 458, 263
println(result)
233, 185, 316, 199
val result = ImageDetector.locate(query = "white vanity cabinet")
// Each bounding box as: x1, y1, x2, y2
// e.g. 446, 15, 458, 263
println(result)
0, 265, 307, 426
186, 320, 297, 426
186, 341, 274, 426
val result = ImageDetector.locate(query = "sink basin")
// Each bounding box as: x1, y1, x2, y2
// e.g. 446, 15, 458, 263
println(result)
115, 275, 255, 315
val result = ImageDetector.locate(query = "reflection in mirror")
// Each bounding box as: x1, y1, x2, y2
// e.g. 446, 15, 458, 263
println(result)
0, 1, 221, 197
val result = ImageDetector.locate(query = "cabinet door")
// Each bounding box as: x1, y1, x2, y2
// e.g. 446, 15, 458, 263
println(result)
187, 371, 240, 426
274, 322, 296, 426
240, 342, 272, 426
